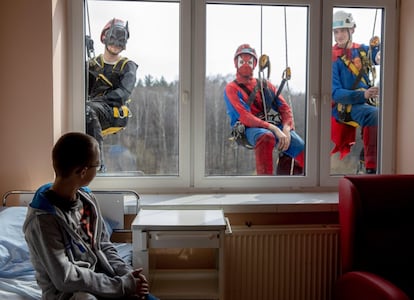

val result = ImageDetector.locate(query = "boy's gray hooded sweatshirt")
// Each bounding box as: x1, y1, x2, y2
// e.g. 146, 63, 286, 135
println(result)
23, 183, 136, 299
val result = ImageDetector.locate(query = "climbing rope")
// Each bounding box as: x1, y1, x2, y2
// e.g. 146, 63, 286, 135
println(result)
258, 5, 292, 121
282, 6, 294, 117
85, 0, 95, 60
258, 5, 296, 175
366, 9, 380, 107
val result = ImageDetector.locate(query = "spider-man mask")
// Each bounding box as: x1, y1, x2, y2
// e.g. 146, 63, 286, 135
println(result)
236, 53, 256, 78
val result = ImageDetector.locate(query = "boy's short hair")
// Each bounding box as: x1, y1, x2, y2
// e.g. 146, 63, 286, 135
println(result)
52, 132, 99, 177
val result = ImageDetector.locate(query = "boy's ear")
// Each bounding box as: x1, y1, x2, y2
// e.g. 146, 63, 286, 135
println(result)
76, 166, 87, 175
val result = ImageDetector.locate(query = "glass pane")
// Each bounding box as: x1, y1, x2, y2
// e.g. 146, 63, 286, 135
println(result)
330, 7, 382, 175
205, 4, 308, 176
85, 0, 179, 176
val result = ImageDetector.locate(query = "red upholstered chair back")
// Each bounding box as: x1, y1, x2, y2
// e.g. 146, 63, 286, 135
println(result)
338, 175, 414, 298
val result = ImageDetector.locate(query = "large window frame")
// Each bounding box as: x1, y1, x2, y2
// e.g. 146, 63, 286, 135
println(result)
68, 0, 398, 193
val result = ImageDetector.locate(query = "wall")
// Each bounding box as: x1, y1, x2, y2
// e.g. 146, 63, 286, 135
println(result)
0, 0, 65, 197
0, 0, 413, 198
396, 0, 414, 173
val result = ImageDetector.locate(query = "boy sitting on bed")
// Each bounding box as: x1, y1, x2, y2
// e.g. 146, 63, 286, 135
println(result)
23, 132, 158, 300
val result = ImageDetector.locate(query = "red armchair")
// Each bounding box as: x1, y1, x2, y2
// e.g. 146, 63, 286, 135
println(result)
334, 174, 414, 300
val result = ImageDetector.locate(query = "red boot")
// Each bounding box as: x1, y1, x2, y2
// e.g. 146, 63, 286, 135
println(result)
276, 153, 304, 175
362, 126, 377, 172
255, 133, 275, 175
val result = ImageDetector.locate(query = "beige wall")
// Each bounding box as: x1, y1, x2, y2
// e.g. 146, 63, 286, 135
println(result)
396, 0, 414, 173
1, 0, 55, 197
0, 0, 412, 197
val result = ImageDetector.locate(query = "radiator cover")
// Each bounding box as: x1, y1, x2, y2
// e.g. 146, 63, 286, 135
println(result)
224, 225, 340, 300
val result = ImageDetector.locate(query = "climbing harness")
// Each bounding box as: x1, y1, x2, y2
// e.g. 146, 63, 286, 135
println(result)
337, 35, 380, 126
336, 48, 371, 127
88, 54, 133, 137
230, 121, 254, 150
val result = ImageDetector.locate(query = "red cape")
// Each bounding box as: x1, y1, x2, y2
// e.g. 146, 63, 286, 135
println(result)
331, 116, 356, 159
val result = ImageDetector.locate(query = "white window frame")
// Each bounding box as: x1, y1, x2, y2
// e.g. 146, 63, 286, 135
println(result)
193, 0, 320, 190
320, 0, 398, 186
67, 0, 398, 193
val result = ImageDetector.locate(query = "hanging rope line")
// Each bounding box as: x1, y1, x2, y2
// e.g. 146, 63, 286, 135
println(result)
371, 9, 378, 38
369, 9, 379, 85
258, 5, 293, 119
259, 5, 269, 120
282, 6, 293, 115
283, 6, 289, 70
367, 9, 380, 106
260, 5, 263, 55
282, 5, 296, 175
85, 0, 95, 59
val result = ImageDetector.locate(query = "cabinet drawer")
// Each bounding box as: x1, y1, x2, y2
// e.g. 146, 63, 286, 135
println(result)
148, 231, 221, 248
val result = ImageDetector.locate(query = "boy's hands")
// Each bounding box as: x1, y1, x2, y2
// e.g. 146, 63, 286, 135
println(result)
132, 268, 150, 299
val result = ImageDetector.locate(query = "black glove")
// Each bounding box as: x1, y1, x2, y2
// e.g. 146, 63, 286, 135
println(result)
366, 98, 378, 106
91, 95, 106, 102
85, 35, 94, 57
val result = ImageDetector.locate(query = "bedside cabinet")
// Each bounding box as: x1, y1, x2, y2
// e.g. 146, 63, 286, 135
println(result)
132, 209, 227, 300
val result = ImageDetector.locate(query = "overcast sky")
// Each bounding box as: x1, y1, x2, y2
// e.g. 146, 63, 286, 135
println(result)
86, 1, 382, 92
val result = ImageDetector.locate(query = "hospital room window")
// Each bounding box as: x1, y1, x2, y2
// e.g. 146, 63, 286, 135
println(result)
204, 4, 307, 177
85, 0, 180, 176
75, 0, 398, 192
329, 7, 383, 176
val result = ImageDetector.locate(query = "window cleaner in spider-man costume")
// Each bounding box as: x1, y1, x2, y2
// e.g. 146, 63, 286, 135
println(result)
224, 44, 305, 175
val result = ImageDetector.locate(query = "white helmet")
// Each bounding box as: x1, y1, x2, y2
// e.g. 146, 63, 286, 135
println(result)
333, 11, 356, 29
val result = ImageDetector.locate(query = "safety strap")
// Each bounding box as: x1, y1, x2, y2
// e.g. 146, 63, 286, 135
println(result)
89, 55, 131, 108
274, 67, 291, 100
236, 79, 283, 113
93, 54, 129, 76
235, 80, 261, 106
340, 48, 369, 89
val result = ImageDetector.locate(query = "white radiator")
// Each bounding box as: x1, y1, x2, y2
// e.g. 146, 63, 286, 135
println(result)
224, 225, 340, 300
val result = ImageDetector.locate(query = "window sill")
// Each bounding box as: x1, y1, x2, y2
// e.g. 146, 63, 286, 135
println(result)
130, 192, 338, 213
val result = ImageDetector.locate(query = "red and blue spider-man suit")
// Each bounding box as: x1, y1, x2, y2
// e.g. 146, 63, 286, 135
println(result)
224, 44, 305, 175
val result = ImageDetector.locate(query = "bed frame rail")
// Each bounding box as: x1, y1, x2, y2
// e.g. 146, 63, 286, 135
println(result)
2, 189, 140, 214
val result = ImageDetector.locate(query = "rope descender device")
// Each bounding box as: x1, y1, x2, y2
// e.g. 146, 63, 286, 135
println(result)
258, 54, 271, 120
282, 66, 291, 81
258, 54, 271, 79
275, 66, 291, 100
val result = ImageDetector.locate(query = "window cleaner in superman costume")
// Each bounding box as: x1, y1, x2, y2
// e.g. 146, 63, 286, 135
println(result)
331, 11, 380, 174
224, 44, 305, 175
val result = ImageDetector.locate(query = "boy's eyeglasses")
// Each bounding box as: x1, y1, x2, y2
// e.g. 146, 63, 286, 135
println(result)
87, 163, 101, 170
